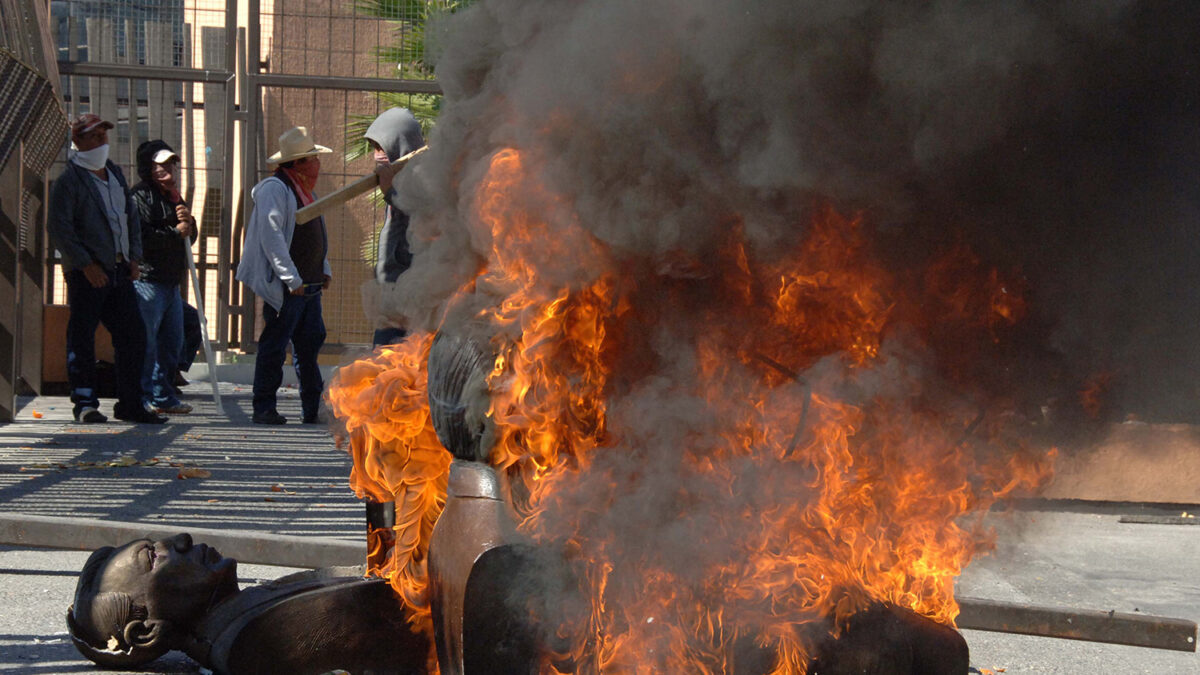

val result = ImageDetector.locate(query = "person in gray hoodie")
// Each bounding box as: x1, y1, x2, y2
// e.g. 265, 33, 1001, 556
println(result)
364, 107, 425, 346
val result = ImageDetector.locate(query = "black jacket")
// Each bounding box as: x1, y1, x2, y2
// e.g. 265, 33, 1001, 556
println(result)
131, 140, 193, 285
130, 182, 192, 285
47, 160, 142, 272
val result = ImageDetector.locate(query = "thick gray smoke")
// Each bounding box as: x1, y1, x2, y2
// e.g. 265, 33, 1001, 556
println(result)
388, 0, 1199, 424
379, 0, 1199, 656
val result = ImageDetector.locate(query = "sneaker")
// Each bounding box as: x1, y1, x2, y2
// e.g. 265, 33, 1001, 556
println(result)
252, 410, 287, 425
114, 406, 169, 424
302, 413, 326, 425
173, 371, 190, 387
75, 407, 108, 424
151, 402, 193, 415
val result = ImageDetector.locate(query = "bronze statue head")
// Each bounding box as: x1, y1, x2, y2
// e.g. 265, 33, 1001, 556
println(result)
66, 533, 239, 667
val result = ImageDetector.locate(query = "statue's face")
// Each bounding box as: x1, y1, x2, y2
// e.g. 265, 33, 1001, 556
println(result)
95, 533, 239, 628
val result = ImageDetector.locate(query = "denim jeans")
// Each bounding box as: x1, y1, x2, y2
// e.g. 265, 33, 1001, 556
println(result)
133, 279, 184, 408
65, 266, 147, 417
252, 287, 326, 418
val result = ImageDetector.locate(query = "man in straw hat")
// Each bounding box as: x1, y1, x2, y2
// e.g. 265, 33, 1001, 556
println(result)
236, 127, 333, 425
47, 113, 168, 425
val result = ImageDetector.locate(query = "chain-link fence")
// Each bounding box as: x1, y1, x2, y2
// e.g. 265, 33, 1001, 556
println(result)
48, 0, 238, 354
47, 0, 444, 354
240, 0, 443, 349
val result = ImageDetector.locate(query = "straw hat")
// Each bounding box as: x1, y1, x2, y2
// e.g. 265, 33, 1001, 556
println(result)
266, 126, 333, 165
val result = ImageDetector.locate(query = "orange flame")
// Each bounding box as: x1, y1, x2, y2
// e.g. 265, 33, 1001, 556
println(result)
469, 148, 613, 482
328, 148, 1055, 673
923, 243, 1027, 341
327, 335, 450, 626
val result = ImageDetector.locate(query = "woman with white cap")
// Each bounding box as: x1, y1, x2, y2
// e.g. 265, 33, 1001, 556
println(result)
130, 139, 196, 415
235, 127, 333, 425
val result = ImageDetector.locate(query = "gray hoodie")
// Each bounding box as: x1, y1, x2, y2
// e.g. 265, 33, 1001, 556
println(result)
364, 108, 425, 282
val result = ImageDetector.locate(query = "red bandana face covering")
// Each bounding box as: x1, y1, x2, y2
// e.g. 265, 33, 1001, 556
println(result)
285, 157, 320, 196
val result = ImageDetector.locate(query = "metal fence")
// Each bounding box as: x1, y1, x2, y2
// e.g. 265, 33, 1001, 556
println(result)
46, 0, 443, 353
1, 0, 70, 420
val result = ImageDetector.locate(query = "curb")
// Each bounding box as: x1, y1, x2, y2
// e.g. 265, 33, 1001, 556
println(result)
0, 513, 363, 569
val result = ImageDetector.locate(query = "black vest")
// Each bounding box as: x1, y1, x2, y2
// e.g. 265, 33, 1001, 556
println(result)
277, 169, 327, 284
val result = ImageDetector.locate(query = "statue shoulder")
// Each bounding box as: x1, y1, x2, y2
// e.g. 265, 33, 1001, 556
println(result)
194, 574, 432, 675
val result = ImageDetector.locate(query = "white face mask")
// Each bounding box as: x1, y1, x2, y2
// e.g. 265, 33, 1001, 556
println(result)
72, 143, 110, 171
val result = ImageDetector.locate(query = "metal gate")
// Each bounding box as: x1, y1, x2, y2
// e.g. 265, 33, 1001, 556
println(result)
47, 0, 443, 355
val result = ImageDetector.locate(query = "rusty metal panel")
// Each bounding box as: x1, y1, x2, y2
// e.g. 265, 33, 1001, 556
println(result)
0, 0, 62, 82
0, 53, 62, 175
0, 0, 61, 417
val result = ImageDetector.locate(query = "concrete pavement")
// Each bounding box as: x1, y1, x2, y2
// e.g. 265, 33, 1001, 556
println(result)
0, 381, 360, 540
1, 386, 1198, 673
0, 382, 362, 674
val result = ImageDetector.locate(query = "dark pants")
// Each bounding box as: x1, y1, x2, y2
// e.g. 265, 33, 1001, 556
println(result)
180, 302, 201, 371
65, 266, 148, 417
252, 288, 326, 418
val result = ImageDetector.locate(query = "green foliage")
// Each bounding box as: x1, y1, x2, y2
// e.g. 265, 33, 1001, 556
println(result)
354, 0, 474, 80
355, 0, 432, 78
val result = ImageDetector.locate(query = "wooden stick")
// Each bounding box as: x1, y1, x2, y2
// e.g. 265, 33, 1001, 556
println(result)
295, 145, 427, 224
183, 234, 224, 415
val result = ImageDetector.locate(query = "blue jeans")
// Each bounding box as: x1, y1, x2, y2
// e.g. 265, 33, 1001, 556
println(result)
133, 279, 184, 408
65, 266, 147, 417
252, 287, 326, 418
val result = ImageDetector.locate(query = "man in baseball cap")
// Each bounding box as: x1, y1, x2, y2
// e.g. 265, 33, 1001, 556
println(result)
70, 113, 114, 138
46, 114, 168, 424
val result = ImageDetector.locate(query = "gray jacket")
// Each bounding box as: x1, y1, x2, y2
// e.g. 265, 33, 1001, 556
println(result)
235, 175, 331, 312
364, 108, 424, 282
47, 160, 142, 272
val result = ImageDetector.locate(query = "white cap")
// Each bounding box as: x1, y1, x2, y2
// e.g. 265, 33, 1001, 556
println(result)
152, 149, 179, 164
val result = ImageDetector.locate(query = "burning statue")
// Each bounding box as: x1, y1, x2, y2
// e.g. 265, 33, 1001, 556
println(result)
67, 327, 970, 674
65, 528, 966, 674
415, 328, 973, 674
60, 0, 1200, 669
319, 0, 1094, 672
327, 155, 1048, 671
